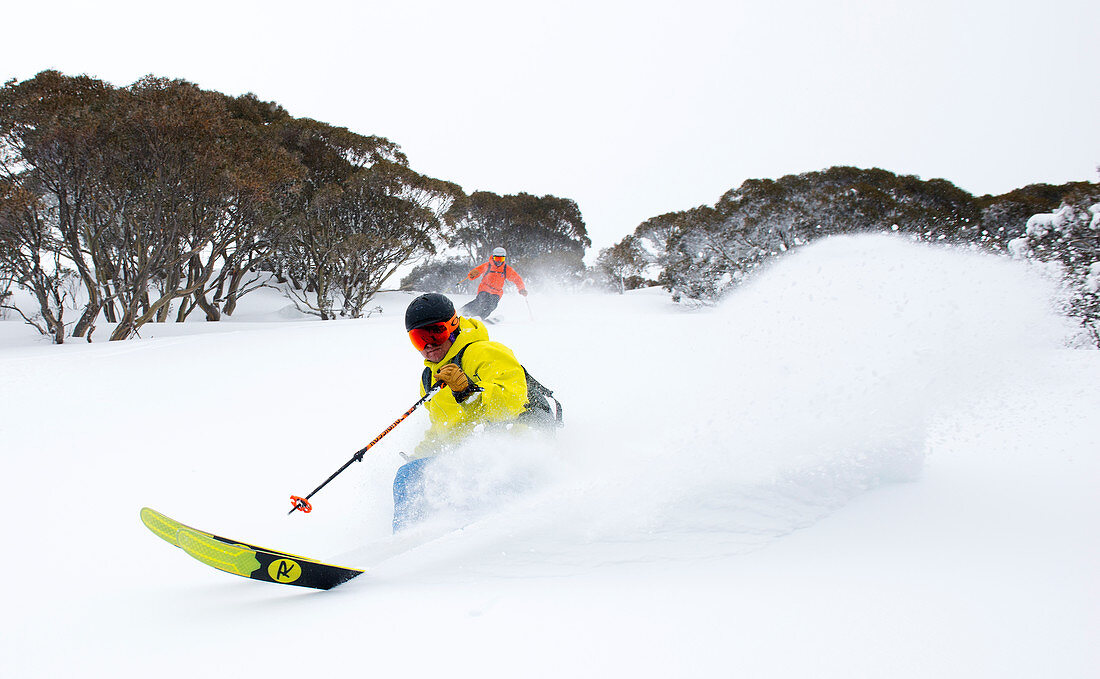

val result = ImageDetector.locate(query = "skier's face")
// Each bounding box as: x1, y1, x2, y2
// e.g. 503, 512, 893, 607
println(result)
419, 335, 453, 363
408, 314, 460, 362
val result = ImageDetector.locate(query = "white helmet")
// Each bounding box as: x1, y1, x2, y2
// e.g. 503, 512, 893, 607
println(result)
491, 247, 507, 257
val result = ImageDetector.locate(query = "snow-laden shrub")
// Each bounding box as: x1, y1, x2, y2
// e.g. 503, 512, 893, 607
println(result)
1009, 197, 1100, 347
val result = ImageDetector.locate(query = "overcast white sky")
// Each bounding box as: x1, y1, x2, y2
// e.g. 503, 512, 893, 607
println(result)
6, 0, 1099, 251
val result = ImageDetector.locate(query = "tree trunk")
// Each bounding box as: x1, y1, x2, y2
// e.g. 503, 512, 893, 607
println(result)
156, 266, 182, 322
51, 315, 65, 344
222, 269, 245, 316
33, 285, 66, 345
72, 299, 102, 338
175, 296, 193, 322
102, 293, 118, 323
194, 290, 221, 321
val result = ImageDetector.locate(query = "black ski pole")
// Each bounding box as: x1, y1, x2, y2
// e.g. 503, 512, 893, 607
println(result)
289, 383, 441, 515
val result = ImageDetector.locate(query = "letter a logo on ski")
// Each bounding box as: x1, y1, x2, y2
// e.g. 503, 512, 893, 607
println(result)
268, 558, 301, 583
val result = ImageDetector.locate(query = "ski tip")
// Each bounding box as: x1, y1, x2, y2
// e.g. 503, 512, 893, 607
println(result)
140, 507, 183, 547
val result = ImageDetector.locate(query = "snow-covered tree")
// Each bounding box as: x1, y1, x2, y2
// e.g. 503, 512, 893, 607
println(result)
594, 235, 649, 294
640, 168, 980, 302
1008, 190, 1100, 346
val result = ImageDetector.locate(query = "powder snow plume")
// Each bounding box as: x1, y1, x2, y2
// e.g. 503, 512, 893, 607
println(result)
369, 235, 1068, 573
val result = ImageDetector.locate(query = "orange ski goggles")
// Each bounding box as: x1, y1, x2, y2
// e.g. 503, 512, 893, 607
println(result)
492, 256, 505, 265
408, 313, 459, 351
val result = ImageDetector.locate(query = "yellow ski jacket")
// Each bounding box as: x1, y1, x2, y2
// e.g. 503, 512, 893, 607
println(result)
412, 317, 528, 459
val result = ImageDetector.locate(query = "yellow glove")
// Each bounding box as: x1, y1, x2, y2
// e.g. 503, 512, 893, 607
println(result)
436, 364, 470, 393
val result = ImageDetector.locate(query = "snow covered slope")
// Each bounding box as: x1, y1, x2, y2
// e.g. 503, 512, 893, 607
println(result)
1, 235, 1096, 677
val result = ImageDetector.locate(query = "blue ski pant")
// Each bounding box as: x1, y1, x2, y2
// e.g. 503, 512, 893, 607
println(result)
392, 457, 432, 533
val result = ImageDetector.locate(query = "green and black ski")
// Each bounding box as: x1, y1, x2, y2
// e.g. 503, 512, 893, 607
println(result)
140, 507, 363, 590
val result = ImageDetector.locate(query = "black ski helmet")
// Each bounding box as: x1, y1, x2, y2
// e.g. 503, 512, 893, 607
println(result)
405, 293, 456, 331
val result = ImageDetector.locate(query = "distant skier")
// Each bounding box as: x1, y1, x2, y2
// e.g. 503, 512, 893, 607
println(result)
394, 292, 557, 531
460, 247, 527, 320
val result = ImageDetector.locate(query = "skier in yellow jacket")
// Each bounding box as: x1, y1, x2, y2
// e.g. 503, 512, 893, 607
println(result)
394, 292, 531, 530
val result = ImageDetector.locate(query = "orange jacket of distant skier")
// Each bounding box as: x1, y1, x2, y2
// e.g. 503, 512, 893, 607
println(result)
468, 261, 526, 296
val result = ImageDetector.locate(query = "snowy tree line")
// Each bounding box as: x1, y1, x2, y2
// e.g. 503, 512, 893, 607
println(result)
0, 71, 590, 343
594, 167, 1100, 345
4, 71, 1095, 346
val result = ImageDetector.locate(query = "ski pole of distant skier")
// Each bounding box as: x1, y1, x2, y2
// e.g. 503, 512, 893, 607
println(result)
525, 297, 535, 322
288, 383, 442, 515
